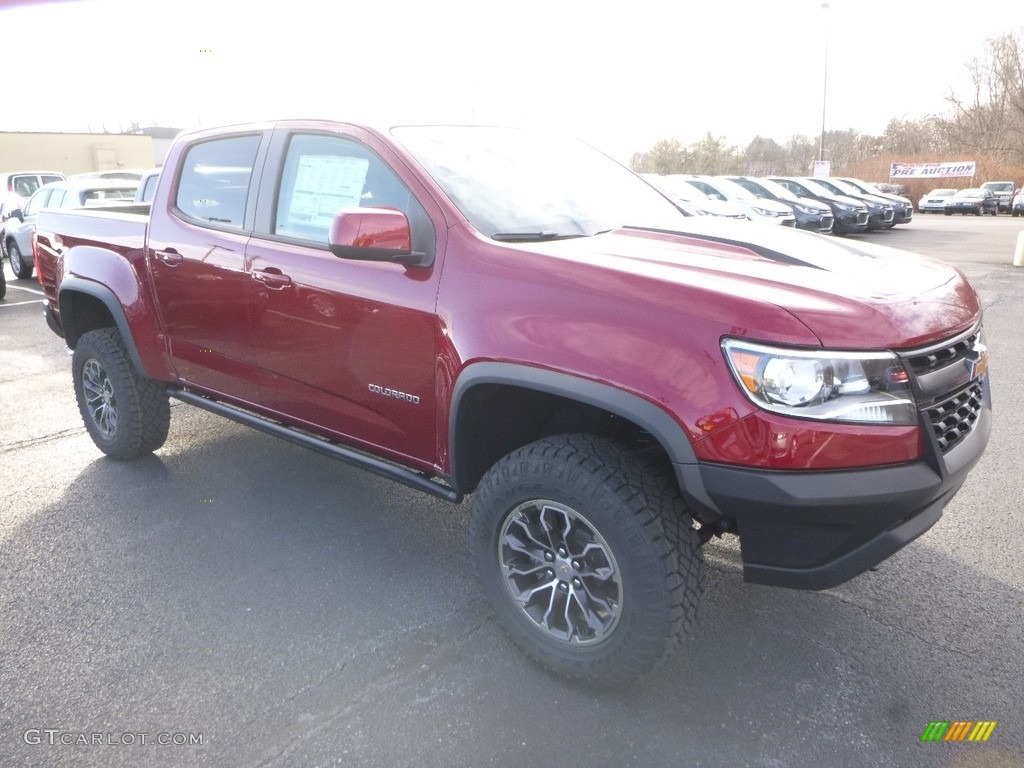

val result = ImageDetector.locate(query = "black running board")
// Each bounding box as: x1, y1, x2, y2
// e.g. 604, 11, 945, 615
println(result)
169, 389, 463, 503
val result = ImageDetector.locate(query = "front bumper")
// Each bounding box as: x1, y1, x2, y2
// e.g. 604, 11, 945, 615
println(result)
866, 207, 896, 230
832, 209, 869, 234
793, 209, 834, 234
683, 344, 991, 590
945, 203, 985, 214
892, 206, 914, 224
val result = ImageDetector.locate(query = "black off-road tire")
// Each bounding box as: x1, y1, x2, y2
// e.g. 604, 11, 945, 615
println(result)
0, 263, 6, 300
469, 434, 702, 687
72, 328, 170, 459
8, 241, 33, 279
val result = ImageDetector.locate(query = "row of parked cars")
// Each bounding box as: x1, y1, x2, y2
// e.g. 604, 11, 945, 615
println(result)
0, 168, 160, 286
917, 182, 1024, 216
643, 174, 915, 236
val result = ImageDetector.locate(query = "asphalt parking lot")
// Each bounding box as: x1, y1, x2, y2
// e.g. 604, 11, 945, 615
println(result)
1, 216, 1022, 768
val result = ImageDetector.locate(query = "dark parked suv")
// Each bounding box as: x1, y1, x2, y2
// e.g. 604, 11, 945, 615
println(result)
837, 177, 913, 225
727, 176, 834, 234
805, 178, 895, 231
768, 177, 869, 235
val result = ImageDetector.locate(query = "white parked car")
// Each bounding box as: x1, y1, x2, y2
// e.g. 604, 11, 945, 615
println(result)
918, 188, 957, 213
642, 174, 748, 220
680, 175, 796, 226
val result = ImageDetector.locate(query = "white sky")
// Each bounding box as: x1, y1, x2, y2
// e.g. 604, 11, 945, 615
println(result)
3, 0, 1023, 161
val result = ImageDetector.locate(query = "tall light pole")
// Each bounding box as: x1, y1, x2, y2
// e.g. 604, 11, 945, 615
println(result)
818, 2, 830, 164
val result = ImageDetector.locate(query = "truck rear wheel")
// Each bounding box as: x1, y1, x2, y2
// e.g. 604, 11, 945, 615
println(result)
469, 434, 702, 687
73, 328, 170, 460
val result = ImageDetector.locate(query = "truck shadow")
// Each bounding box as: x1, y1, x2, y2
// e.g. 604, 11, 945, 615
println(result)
2, 406, 1021, 768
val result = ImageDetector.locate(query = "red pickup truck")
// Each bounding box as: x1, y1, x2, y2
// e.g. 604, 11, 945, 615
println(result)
33, 120, 991, 685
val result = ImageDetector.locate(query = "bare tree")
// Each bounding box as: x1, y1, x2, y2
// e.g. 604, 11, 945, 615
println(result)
743, 136, 787, 175
632, 139, 689, 174
684, 133, 743, 175
783, 134, 817, 174
879, 117, 946, 155
940, 30, 1024, 164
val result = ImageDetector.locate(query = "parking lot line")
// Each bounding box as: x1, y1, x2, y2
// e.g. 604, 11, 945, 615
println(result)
0, 300, 45, 307
5, 283, 45, 297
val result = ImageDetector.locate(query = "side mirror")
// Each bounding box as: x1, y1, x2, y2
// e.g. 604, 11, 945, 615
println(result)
328, 207, 423, 265
4, 208, 23, 222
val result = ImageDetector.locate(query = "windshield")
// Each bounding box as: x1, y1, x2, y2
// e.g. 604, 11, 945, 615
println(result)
792, 177, 841, 200
821, 178, 862, 196
643, 175, 709, 202
840, 178, 874, 194
953, 188, 984, 198
701, 176, 757, 202
391, 126, 686, 239
981, 182, 1013, 192
748, 177, 801, 202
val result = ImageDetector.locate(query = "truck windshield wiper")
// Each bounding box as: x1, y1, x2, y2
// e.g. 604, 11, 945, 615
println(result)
490, 231, 586, 242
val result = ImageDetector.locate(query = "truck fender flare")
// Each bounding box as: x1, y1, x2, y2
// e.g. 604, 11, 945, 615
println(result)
449, 362, 699, 490
59, 274, 148, 378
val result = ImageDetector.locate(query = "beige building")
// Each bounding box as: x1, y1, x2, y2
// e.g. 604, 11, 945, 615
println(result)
0, 132, 156, 175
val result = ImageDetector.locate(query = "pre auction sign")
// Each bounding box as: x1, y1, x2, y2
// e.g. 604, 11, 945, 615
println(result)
890, 162, 976, 179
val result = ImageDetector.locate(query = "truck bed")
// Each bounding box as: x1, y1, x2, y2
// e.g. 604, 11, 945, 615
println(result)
34, 205, 150, 303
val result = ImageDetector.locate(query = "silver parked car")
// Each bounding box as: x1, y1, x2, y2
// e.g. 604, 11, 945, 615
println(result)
918, 188, 957, 213
3, 178, 137, 278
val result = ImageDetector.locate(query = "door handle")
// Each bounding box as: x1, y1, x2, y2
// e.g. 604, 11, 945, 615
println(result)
251, 268, 292, 289
154, 249, 183, 266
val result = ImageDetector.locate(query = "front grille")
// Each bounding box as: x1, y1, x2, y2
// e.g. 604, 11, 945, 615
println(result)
906, 331, 980, 376
883, 210, 895, 223
821, 215, 834, 229
927, 382, 983, 452
856, 212, 869, 225
902, 328, 985, 454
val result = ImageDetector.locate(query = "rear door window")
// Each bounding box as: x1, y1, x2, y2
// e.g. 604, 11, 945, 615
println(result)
174, 134, 262, 229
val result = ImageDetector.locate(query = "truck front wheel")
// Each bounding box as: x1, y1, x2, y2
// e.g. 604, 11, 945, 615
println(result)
73, 328, 170, 460
469, 434, 702, 686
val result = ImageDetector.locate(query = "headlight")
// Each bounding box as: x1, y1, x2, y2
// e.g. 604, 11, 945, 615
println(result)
793, 204, 815, 214
722, 339, 917, 424
751, 207, 774, 216
834, 203, 856, 212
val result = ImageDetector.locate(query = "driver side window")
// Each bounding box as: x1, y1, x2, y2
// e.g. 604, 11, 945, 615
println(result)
274, 134, 432, 258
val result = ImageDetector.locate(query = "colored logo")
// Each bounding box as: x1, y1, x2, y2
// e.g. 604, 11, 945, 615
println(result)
920, 721, 997, 743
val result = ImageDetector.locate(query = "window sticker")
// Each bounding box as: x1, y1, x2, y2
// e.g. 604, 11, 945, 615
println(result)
285, 155, 369, 231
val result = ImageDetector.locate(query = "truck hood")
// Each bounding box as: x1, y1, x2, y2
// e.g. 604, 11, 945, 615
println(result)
532, 220, 979, 349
